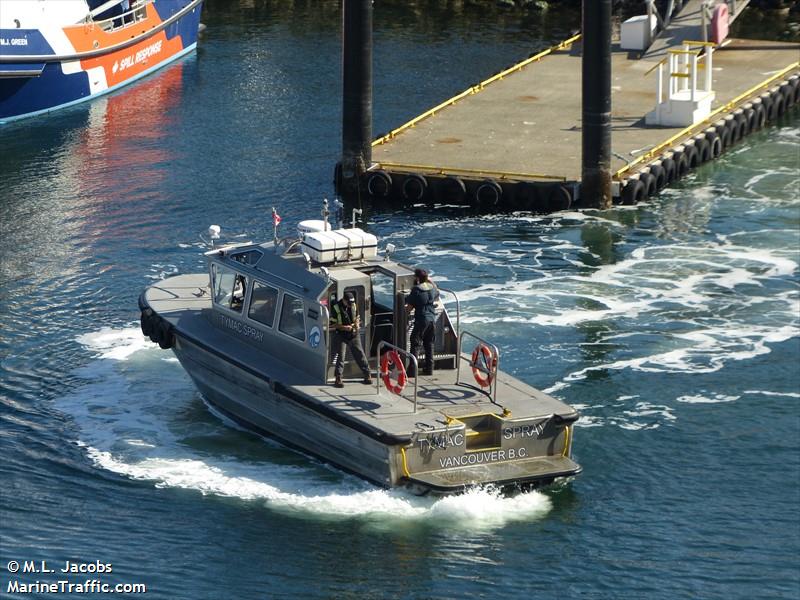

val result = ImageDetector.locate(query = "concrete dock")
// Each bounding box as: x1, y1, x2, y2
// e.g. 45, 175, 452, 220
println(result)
364, 27, 799, 211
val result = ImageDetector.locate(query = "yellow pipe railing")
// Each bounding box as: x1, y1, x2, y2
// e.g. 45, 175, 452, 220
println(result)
615, 61, 800, 180
683, 40, 718, 47
400, 446, 411, 478
372, 33, 582, 148
561, 425, 572, 458
644, 57, 667, 77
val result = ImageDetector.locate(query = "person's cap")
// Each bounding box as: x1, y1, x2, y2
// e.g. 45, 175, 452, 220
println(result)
344, 291, 356, 302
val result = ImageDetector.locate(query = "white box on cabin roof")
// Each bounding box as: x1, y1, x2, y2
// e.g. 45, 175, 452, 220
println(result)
301, 228, 377, 263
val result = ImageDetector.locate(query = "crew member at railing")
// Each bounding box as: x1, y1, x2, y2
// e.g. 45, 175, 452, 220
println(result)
405, 268, 439, 377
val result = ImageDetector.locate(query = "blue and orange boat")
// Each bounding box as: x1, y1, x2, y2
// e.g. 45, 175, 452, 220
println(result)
0, 0, 202, 123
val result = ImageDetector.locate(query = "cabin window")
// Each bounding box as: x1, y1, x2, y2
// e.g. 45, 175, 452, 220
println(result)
279, 293, 306, 341
370, 271, 394, 311
211, 264, 247, 313
231, 249, 263, 266
248, 282, 279, 327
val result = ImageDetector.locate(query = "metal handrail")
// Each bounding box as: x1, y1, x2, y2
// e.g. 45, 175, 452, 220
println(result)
89, 0, 131, 19
615, 61, 799, 179
456, 331, 500, 405
376, 341, 418, 413
435, 287, 460, 358
320, 303, 330, 383
93, 1, 150, 31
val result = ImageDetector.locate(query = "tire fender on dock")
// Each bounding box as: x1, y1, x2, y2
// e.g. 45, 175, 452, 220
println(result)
509, 181, 539, 212
753, 102, 767, 131
693, 137, 711, 164
789, 76, 800, 105
779, 81, 795, 110
715, 120, 733, 152
475, 179, 503, 209
734, 111, 750, 141
366, 170, 393, 198
743, 106, 757, 133
438, 176, 467, 204
727, 116, 741, 145
401, 173, 428, 203
640, 172, 657, 198
704, 130, 722, 159
621, 178, 645, 205
673, 151, 690, 178
759, 93, 774, 122
768, 88, 785, 120
546, 184, 572, 212
649, 164, 666, 191
684, 144, 699, 169
661, 157, 676, 184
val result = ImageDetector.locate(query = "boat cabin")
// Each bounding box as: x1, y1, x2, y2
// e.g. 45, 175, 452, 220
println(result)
204, 225, 458, 383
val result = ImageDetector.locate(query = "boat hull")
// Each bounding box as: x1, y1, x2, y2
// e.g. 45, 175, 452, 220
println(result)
170, 330, 580, 494
139, 271, 581, 495
172, 333, 399, 489
0, 0, 203, 123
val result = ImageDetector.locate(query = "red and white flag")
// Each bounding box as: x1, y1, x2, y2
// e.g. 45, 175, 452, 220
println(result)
272, 210, 281, 227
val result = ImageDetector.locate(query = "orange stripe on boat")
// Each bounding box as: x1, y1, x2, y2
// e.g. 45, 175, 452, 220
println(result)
62, 5, 184, 86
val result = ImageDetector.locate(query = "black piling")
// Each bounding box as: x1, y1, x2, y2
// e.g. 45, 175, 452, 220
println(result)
581, 0, 613, 209
339, 0, 373, 198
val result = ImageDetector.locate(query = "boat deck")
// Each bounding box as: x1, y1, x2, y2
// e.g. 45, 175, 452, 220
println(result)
295, 364, 570, 438
146, 274, 575, 441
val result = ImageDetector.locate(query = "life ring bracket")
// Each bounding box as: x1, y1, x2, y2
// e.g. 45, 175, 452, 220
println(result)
455, 331, 501, 405
376, 341, 420, 412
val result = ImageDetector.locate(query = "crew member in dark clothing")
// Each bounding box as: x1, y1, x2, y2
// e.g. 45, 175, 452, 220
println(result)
405, 269, 439, 376
330, 291, 372, 387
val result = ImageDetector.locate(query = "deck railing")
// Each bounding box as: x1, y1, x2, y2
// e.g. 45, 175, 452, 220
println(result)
456, 331, 500, 406
436, 286, 460, 344
90, 0, 152, 33
376, 341, 419, 412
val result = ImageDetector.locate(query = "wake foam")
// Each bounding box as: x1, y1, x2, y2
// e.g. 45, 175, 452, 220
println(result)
571, 397, 676, 431
403, 215, 799, 387
676, 393, 739, 404
743, 390, 800, 399
393, 198, 798, 429
76, 327, 152, 361
63, 326, 552, 527
79, 442, 551, 528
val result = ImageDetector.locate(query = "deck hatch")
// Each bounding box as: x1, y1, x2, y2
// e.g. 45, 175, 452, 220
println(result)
454, 414, 502, 452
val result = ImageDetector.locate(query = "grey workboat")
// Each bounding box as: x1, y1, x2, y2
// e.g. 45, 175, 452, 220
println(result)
139, 204, 581, 494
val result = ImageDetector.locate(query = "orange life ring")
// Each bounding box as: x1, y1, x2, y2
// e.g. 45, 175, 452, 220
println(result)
471, 343, 497, 388
380, 350, 407, 395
